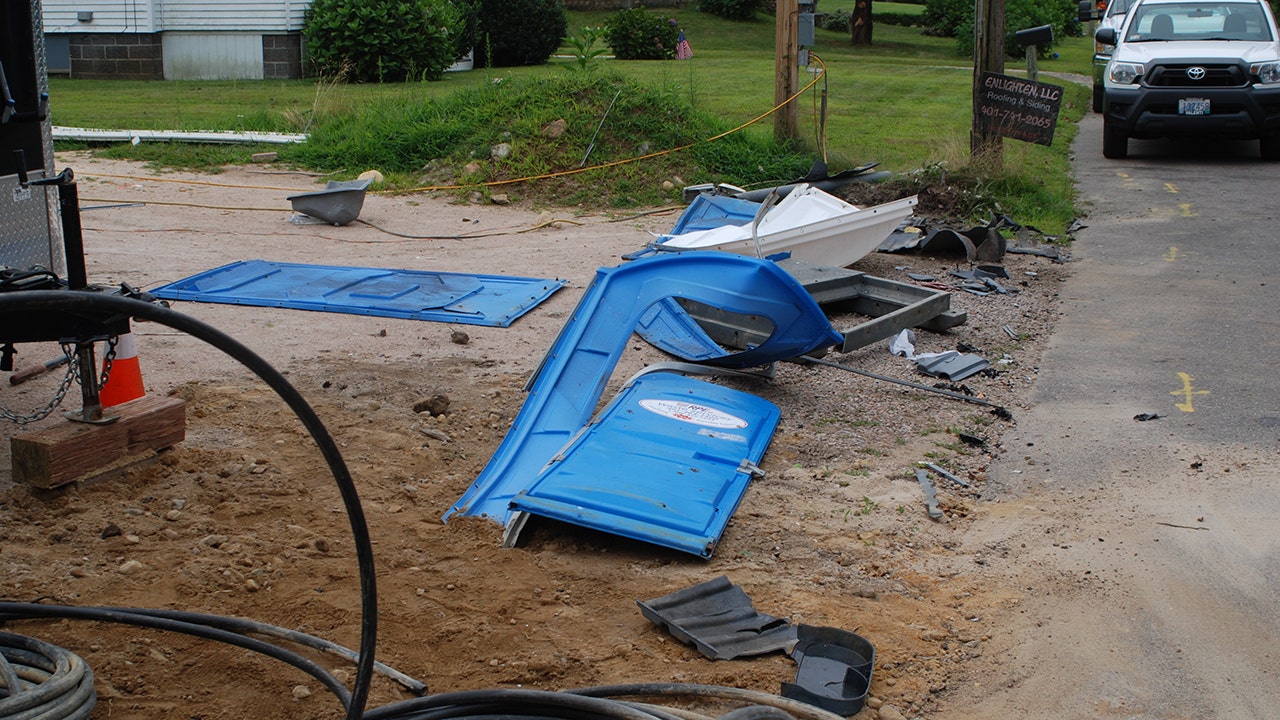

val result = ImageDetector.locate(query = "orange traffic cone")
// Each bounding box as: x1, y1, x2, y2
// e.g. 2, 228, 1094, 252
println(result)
99, 328, 146, 407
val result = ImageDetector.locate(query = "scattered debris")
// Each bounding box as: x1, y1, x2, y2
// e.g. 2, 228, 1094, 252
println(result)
921, 461, 971, 489
915, 469, 945, 521
286, 177, 374, 226
1134, 413, 1161, 421
413, 394, 450, 417
1002, 325, 1018, 339
915, 351, 990, 382
957, 433, 986, 448
782, 624, 875, 716
801, 355, 1007, 412
637, 576, 796, 660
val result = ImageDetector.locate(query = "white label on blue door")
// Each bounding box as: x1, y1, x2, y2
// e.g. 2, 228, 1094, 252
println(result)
640, 399, 749, 429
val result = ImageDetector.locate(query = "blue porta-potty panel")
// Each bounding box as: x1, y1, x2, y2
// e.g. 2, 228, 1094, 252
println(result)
511, 371, 779, 558
150, 260, 564, 327
668, 193, 759, 235
444, 252, 841, 528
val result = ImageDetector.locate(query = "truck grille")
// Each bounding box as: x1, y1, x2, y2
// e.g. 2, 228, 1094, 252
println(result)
1146, 64, 1246, 88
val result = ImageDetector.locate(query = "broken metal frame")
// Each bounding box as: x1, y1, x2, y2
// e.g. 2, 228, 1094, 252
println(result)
678, 258, 967, 355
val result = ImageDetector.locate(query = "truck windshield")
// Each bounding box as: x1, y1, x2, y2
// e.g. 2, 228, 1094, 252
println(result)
1124, 2, 1273, 41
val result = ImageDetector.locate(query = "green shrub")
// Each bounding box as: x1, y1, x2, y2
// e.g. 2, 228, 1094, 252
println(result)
605, 8, 680, 60
699, 0, 766, 22
822, 9, 851, 32
475, 0, 569, 67
954, 0, 1080, 58
874, 11, 926, 27
450, 0, 481, 63
303, 0, 460, 82
922, 0, 969, 37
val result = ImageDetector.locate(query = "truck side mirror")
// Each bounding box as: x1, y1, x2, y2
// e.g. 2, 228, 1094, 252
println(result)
1095, 27, 1118, 45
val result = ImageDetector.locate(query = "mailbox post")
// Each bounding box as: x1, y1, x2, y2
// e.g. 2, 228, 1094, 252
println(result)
1015, 24, 1053, 83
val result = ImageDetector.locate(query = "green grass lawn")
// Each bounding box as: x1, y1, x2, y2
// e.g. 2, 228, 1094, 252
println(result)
47, 8, 1095, 231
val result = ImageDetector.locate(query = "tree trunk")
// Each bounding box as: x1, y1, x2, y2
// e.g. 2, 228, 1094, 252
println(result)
850, 0, 873, 46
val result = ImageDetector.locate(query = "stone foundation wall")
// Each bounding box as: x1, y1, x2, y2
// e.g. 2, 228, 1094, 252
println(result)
263, 34, 303, 79
68, 33, 163, 80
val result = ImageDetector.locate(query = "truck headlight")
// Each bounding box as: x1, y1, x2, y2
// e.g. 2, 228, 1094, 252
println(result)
1109, 62, 1145, 85
1251, 61, 1280, 84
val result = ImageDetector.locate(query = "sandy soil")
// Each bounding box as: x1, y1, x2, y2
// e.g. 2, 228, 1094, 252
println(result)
0, 154, 1073, 720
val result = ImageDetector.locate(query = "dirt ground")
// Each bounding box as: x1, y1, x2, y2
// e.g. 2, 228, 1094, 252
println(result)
0, 154, 1073, 720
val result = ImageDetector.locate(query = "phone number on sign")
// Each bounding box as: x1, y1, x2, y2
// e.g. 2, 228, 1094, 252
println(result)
980, 105, 1054, 129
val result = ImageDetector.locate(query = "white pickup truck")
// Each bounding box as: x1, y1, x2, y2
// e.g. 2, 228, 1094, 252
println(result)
1096, 0, 1280, 158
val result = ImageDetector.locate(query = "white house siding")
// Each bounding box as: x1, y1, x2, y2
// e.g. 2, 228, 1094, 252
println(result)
156, 0, 304, 32
41, 0, 160, 34
162, 32, 263, 79
41, 0, 309, 79
42, 0, 303, 33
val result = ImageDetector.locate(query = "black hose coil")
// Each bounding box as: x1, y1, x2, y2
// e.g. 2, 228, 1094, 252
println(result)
0, 632, 96, 720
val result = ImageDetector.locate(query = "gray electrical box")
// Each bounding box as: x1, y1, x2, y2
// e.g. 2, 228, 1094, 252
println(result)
798, 12, 816, 47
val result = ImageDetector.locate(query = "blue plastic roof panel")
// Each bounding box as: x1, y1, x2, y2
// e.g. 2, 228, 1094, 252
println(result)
511, 371, 779, 558
150, 260, 564, 327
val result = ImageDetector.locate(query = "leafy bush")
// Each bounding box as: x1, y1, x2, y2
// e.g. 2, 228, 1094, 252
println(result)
875, 11, 926, 27
699, 0, 766, 22
928, 0, 1080, 57
475, 0, 568, 67
304, 0, 461, 82
922, 0, 969, 37
450, 0, 481, 63
605, 8, 680, 60
567, 26, 609, 71
822, 9, 851, 33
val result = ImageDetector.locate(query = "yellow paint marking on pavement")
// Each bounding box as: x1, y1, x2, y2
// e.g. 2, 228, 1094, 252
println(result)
1179, 203, 1197, 217
1164, 246, 1181, 261
1165, 182, 1178, 193
1171, 372, 1209, 412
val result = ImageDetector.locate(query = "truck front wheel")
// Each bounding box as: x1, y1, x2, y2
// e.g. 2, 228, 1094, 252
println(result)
1260, 132, 1280, 161
1103, 121, 1128, 159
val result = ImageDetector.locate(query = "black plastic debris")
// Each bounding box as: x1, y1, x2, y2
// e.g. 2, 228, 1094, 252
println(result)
991, 406, 1014, 421
638, 576, 796, 660
1134, 413, 1161, 421
957, 433, 986, 447
782, 625, 876, 716
916, 351, 990, 382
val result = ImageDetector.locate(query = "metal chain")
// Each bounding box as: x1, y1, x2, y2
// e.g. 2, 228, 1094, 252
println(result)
98, 335, 118, 390
0, 345, 78, 425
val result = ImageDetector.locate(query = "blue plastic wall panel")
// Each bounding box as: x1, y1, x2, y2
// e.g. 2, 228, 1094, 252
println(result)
444, 252, 840, 526
511, 371, 779, 558
635, 298, 728, 362
668, 194, 759, 236
150, 260, 564, 328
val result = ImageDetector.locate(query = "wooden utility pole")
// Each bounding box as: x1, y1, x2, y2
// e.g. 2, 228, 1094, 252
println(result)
775, 0, 799, 142
971, 0, 1006, 169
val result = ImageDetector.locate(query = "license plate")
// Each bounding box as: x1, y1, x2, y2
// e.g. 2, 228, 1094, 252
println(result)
1179, 98, 1210, 115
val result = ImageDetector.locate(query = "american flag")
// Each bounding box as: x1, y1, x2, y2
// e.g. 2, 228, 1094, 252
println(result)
675, 30, 693, 60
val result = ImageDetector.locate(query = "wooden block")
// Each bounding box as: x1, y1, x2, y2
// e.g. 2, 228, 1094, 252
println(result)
11, 395, 186, 489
